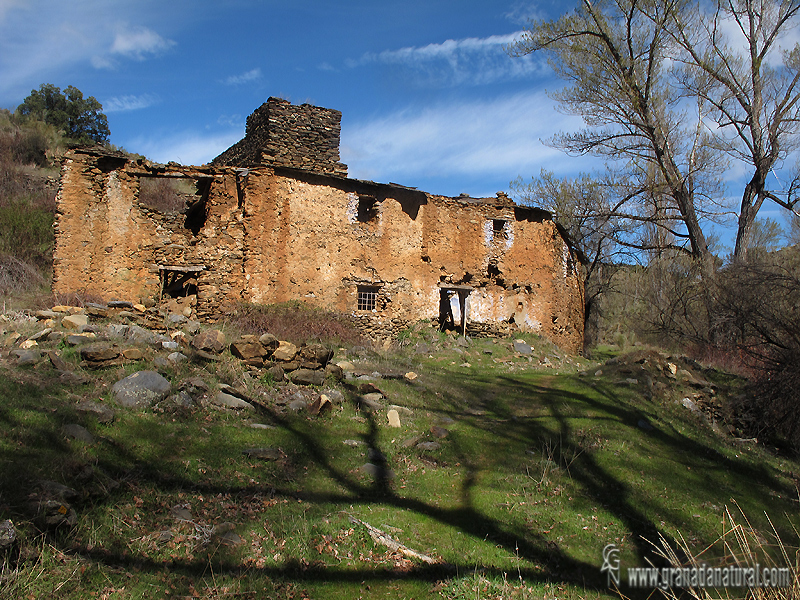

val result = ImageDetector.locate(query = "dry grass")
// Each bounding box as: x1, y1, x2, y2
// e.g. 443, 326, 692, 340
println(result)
651, 502, 799, 599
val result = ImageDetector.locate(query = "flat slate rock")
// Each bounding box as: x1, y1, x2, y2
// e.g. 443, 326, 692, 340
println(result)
361, 463, 395, 480
417, 441, 441, 451
242, 447, 281, 460
513, 341, 533, 355
108, 300, 134, 308
76, 400, 116, 424
212, 392, 254, 410
62, 424, 95, 444
111, 370, 171, 408
12, 348, 41, 365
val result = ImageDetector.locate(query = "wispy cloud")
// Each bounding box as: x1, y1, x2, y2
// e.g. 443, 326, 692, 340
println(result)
110, 26, 175, 60
341, 92, 593, 187
504, 3, 545, 25
347, 32, 545, 87
0, 2, 176, 102
223, 68, 262, 85
126, 130, 243, 166
103, 93, 159, 113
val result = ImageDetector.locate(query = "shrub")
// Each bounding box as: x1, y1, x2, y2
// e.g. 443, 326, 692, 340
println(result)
0, 253, 48, 297
226, 300, 368, 347
138, 177, 188, 214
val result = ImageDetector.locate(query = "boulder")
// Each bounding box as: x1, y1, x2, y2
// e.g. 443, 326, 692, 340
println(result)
0, 520, 17, 550
299, 343, 334, 366
191, 330, 227, 354
112, 370, 172, 408
290, 368, 325, 386
325, 363, 344, 381
62, 314, 88, 330
80, 344, 120, 363
258, 333, 279, 354
230, 340, 265, 362
272, 341, 298, 362
265, 364, 285, 382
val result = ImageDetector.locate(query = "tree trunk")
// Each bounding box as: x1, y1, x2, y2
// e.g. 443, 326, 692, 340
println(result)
733, 171, 768, 262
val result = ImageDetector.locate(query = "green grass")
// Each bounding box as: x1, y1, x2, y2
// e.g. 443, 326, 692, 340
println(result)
0, 334, 797, 599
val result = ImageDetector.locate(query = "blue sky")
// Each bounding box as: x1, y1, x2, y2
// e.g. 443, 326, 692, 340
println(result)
0, 0, 796, 248
0, 0, 595, 199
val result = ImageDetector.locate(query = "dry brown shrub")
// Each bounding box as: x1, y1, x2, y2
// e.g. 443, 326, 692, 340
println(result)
0, 254, 47, 296
138, 177, 186, 214
226, 300, 368, 347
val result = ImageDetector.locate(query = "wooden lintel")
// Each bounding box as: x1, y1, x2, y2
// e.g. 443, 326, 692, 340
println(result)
158, 265, 206, 273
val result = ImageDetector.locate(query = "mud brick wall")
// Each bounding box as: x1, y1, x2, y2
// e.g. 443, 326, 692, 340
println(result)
53, 149, 246, 317
55, 143, 584, 352
212, 97, 347, 176
240, 169, 584, 352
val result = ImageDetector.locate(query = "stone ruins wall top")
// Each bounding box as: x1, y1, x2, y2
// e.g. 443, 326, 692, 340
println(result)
212, 97, 347, 176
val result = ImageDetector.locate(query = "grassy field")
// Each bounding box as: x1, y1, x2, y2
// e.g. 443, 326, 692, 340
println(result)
0, 319, 798, 599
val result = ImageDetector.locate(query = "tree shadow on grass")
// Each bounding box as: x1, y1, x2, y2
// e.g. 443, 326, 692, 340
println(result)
1, 366, 797, 598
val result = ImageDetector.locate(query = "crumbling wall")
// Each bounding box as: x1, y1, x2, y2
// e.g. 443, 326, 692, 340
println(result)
212, 97, 347, 176
240, 170, 584, 352
55, 146, 584, 352
54, 149, 246, 318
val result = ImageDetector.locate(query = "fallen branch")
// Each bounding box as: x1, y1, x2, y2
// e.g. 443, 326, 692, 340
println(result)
348, 515, 438, 564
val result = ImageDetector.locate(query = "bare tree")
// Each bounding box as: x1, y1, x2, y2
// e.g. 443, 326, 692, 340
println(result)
508, 0, 724, 282
663, 0, 800, 260
511, 171, 619, 349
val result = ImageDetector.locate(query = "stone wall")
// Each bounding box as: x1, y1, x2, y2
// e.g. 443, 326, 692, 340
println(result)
53, 148, 246, 320
238, 168, 584, 351
54, 148, 584, 352
212, 97, 346, 176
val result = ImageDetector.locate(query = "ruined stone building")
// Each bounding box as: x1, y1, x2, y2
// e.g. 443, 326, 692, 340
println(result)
54, 97, 584, 352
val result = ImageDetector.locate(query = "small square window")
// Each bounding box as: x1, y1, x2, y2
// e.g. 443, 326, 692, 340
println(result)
492, 219, 508, 239
357, 286, 379, 311
357, 196, 378, 223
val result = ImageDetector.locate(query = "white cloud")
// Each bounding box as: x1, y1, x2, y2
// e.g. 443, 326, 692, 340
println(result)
110, 26, 175, 60
223, 68, 263, 85
103, 93, 159, 113
126, 130, 243, 166
0, 2, 176, 103
347, 32, 546, 87
341, 92, 593, 185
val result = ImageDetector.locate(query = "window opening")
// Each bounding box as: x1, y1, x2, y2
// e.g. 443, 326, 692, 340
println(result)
159, 265, 204, 301
357, 196, 378, 223
184, 178, 212, 235
357, 286, 379, 311
492, 219, 508, 240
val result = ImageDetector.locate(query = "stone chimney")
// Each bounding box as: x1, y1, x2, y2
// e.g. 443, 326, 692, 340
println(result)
212, 97, 347, 176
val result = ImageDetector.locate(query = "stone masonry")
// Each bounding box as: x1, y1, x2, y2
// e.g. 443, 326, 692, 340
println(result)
211, 97, 346, 176
54, 99, 585, 353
